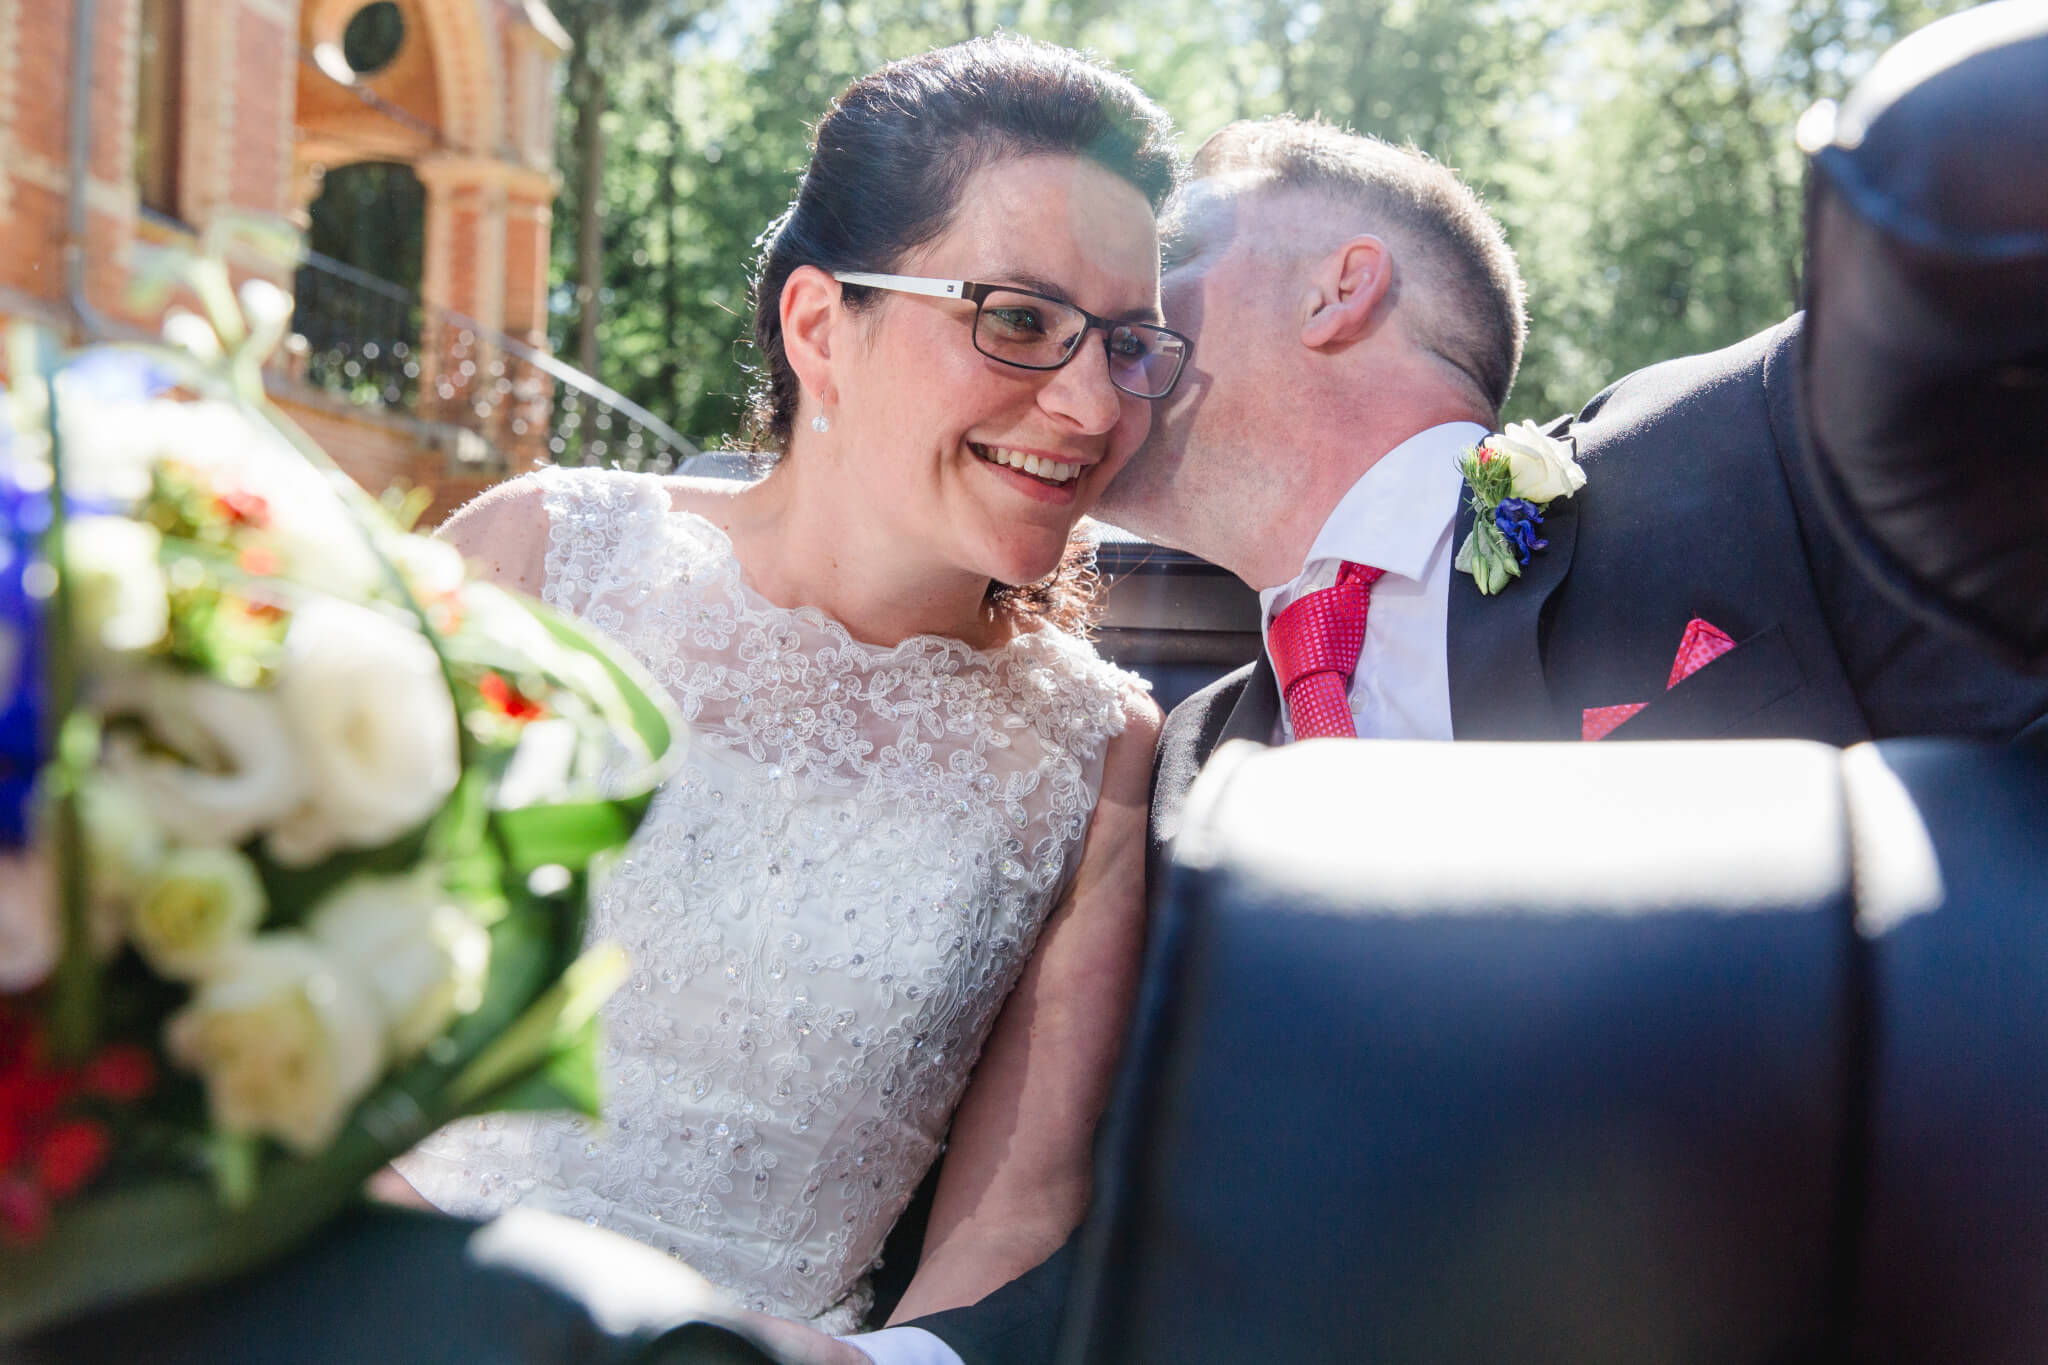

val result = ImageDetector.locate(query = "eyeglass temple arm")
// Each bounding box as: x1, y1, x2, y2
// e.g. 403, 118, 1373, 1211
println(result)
830, 273, 970, 300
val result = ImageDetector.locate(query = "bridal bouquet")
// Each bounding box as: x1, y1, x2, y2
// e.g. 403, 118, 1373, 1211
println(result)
0, 228, 681, 1334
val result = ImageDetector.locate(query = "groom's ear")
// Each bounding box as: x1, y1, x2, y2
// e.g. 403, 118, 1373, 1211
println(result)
780, 265, 842, 410
1300, 235, 1392, 351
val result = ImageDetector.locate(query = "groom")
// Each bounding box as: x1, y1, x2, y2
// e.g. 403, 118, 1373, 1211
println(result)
844, 114, 2048, 1365
1101, 115, 2048, 878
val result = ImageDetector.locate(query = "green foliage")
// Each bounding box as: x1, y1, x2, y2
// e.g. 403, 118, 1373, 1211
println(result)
553, 0, 1979, 446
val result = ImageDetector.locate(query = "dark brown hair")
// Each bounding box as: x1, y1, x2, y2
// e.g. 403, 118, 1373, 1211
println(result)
1194, 116, 1526, 416
745, 35, 1180, 632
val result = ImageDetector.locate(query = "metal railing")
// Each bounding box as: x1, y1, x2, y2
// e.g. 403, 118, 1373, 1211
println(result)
289, 250, 699, 473
292, 251, 421, 409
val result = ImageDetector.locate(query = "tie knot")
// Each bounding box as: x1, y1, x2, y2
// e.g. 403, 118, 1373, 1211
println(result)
1268, 561, 1384, 695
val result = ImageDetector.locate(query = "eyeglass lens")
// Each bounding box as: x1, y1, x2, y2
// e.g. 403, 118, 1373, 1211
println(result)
973, 290, 1186, 398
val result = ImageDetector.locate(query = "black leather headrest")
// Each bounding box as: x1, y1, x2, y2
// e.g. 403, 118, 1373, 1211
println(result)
1798, 0, 2048, 665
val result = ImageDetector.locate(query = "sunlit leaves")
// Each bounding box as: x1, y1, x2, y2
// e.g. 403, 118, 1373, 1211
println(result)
548, 0, 1978, 443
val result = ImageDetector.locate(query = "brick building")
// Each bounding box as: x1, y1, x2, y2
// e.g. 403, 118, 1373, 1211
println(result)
0, 0, 575, 523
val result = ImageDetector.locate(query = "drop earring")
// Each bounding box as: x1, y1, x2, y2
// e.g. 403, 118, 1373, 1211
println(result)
812, 413, 830, 434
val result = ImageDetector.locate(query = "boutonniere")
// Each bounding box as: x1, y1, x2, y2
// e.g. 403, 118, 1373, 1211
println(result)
1453, 420, 1588, 595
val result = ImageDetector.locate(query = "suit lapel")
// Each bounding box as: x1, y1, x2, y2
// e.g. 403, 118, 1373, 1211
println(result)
1446, 484, 1580, 739
1218, 652, 1280, 748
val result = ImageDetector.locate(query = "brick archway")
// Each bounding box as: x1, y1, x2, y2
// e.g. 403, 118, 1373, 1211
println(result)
409, 0, 497, 153
302, 0, 497, 154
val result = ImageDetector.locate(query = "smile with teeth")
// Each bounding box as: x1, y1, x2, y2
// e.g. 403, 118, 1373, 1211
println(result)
972, 444, 1083, 486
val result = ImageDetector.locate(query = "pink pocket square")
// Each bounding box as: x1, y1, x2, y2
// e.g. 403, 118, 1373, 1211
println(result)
1582, 617, 1737, 741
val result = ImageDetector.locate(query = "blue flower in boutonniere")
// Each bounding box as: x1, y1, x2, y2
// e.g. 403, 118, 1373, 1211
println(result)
1454, 420, 1587, 595
1493, 497, 1547, 563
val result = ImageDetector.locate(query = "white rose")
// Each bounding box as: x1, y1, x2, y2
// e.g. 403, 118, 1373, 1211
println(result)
0, 849, 56, 992
166, 933, 384, 1155
100, 672, 306, 848
64, 516, 169, 654
1489, 420, 1587, 504
309, 874, 490, 1060
130, 845, 267, 979
266, 599, 459, 866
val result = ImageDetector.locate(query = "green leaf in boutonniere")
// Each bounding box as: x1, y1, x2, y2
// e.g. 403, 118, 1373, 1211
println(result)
1454, 420, 1587, 596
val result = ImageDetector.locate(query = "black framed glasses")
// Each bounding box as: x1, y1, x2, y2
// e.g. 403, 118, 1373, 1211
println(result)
831, 272, 1191, 400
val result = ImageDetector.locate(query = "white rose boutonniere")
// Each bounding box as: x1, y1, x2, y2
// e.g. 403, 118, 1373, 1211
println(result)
1489, 420, 1587, 503
1454, 420, 1589, 595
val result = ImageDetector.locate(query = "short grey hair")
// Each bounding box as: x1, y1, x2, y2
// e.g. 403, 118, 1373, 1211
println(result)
1193, 116, 1527, 414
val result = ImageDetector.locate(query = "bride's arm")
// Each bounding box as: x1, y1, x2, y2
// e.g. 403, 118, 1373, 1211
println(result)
884, 686, 1162, 1323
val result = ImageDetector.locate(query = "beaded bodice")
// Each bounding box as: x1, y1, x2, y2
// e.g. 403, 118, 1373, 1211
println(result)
398, 466, 1137, 1329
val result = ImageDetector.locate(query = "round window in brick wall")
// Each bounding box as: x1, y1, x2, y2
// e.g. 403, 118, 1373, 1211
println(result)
341, 2, 405, 77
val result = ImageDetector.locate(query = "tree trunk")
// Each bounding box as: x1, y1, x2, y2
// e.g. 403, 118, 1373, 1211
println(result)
658, 103, 683, 434
571, 41, 607, 378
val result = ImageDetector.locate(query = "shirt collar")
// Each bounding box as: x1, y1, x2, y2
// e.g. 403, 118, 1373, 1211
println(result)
1291, 420, 1486, 586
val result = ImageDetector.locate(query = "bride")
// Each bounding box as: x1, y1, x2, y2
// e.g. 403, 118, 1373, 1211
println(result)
394, 36, 1183, 1334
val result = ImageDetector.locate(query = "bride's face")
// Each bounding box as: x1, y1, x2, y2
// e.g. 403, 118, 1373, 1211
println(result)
831, 153, 1162, 588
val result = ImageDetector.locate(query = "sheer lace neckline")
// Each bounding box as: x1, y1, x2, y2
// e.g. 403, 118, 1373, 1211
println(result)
661, 500, 1050, 668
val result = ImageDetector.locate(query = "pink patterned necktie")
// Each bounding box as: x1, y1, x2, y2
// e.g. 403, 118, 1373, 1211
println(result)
1267, 561, 1386, 740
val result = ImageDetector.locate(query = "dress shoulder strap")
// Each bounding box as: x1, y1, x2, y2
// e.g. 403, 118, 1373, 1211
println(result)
999, 626, 1151, 762
532, 465, 684, 620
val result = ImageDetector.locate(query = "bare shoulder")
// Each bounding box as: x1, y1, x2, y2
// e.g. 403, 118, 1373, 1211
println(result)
1101, 677, 1164, 795
1118, 679, 1165, 747
660, 473, 754, 536
436, 473, 552, 596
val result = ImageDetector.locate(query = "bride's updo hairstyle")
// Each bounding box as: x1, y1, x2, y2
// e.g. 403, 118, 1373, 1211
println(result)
746, 36, 1180, 631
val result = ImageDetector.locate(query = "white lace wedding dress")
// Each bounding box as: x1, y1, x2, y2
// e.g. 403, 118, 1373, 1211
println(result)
398, 465, 1140, 1330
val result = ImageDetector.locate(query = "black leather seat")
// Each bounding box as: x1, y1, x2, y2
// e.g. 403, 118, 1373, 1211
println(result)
1062, 736, 2048, 1364
1846, 740, 2048, 1364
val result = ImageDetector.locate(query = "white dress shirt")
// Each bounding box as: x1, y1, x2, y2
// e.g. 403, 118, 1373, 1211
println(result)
1259, 421, 1480, 743
844, 425, 1480, 1365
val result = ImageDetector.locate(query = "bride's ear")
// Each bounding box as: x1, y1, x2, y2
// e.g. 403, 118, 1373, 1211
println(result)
781, 265, 842, 413
1300, 235, 1392, 351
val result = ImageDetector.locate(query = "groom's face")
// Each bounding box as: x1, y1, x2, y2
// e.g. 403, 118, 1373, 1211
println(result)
1095, 181, 1291, 553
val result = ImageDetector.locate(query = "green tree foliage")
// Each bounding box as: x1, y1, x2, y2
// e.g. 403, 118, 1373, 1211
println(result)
554, 0, 1976, 449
